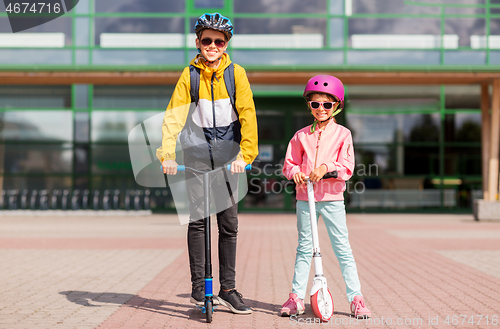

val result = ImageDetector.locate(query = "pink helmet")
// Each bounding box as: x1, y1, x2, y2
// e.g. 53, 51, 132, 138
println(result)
303, 75, 345, 111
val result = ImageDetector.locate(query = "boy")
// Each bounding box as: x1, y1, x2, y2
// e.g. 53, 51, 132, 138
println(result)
157, 13, 258, 314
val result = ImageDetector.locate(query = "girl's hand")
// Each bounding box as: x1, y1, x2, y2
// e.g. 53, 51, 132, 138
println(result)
293, 172, 306, 185
309, 164, 327, 183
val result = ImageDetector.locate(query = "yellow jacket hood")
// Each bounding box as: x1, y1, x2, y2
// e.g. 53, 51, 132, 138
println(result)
190, 53, 232, 78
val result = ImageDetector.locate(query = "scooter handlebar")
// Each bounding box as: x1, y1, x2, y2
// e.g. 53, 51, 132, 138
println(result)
323, 171, 338, 179
304, 171, 338, 181
175, 164, 252, 172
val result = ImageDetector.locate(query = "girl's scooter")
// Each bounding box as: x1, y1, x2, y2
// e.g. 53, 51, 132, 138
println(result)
175, 163, 251, 323
306, 171, 337, 322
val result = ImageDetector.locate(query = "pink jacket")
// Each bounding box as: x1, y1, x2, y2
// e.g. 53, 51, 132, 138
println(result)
283, 120, 355, 201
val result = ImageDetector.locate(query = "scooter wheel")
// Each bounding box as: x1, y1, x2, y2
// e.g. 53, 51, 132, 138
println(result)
311, 288, 334, 321
205, 300, 213, 323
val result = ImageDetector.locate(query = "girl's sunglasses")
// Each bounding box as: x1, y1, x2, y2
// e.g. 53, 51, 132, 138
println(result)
200, 37, 226, 48
308, 101, 338, 110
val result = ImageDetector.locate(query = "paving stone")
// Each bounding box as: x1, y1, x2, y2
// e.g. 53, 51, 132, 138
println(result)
1, 213, 499, 328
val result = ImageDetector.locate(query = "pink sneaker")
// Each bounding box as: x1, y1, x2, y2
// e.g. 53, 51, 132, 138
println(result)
350, 295, 371, 318
280, 293, 305, 317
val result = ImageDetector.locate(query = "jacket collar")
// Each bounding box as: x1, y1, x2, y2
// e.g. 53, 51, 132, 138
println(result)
190, 53, 231, 77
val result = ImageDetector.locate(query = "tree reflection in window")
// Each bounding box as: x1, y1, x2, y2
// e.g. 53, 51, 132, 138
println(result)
408, 114, 440, 142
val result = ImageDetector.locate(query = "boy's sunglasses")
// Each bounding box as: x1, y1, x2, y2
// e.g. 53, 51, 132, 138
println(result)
308, 101, 338, 110
200, 37, 226, 48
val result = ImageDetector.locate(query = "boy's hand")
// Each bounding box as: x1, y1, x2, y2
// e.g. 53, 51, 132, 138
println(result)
293, 172, 307, 185
230, 159, 247, 174
309, 164, 327, 183
162, 160, 178, 175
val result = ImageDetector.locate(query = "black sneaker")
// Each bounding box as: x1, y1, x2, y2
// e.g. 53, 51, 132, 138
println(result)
217, 289, 252, 314
190, 286, 204, 306
190, 286, 219, 306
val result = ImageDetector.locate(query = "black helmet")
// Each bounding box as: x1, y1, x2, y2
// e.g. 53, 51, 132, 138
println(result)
195, 13, 233, 40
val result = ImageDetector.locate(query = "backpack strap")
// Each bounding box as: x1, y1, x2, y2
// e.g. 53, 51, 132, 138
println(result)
189, 65, 200, 106
223, 63, 238, 117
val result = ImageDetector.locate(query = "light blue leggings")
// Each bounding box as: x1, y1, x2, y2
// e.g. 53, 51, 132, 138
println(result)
292, 200, 362, 303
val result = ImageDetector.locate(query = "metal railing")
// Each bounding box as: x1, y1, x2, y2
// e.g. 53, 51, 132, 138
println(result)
0, 189, 151, 211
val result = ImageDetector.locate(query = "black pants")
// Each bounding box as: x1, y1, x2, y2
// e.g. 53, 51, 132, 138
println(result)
185, 159, 239, 291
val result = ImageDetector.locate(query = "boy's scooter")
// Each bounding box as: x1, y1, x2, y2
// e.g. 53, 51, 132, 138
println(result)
175, 163, 251, 323
306, 171, 337, 322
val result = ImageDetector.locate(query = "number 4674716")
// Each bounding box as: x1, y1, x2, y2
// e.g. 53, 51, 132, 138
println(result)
5, 2, 61, 14
444, 315, 498, 326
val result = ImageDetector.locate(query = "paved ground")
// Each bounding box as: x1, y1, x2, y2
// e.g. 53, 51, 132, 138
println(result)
0, 212, 499, 329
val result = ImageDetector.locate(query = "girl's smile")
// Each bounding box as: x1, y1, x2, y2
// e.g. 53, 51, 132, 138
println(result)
309, 94, 336, 127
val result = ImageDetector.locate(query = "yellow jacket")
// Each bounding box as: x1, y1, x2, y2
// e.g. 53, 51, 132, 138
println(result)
156, 53, 258, 164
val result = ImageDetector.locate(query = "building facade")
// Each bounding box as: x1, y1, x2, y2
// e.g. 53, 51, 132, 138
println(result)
0, 0, 498, 212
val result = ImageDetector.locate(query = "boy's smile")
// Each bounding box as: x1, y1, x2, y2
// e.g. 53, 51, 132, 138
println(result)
196, 29, 228, 67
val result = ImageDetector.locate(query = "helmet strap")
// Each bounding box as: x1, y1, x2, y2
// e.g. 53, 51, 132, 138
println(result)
331, 107, 342, 117
310, 120, 320, 133
310, 117, 331, 133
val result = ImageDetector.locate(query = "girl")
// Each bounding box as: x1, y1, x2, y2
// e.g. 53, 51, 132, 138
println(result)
280, 75, 370, 319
